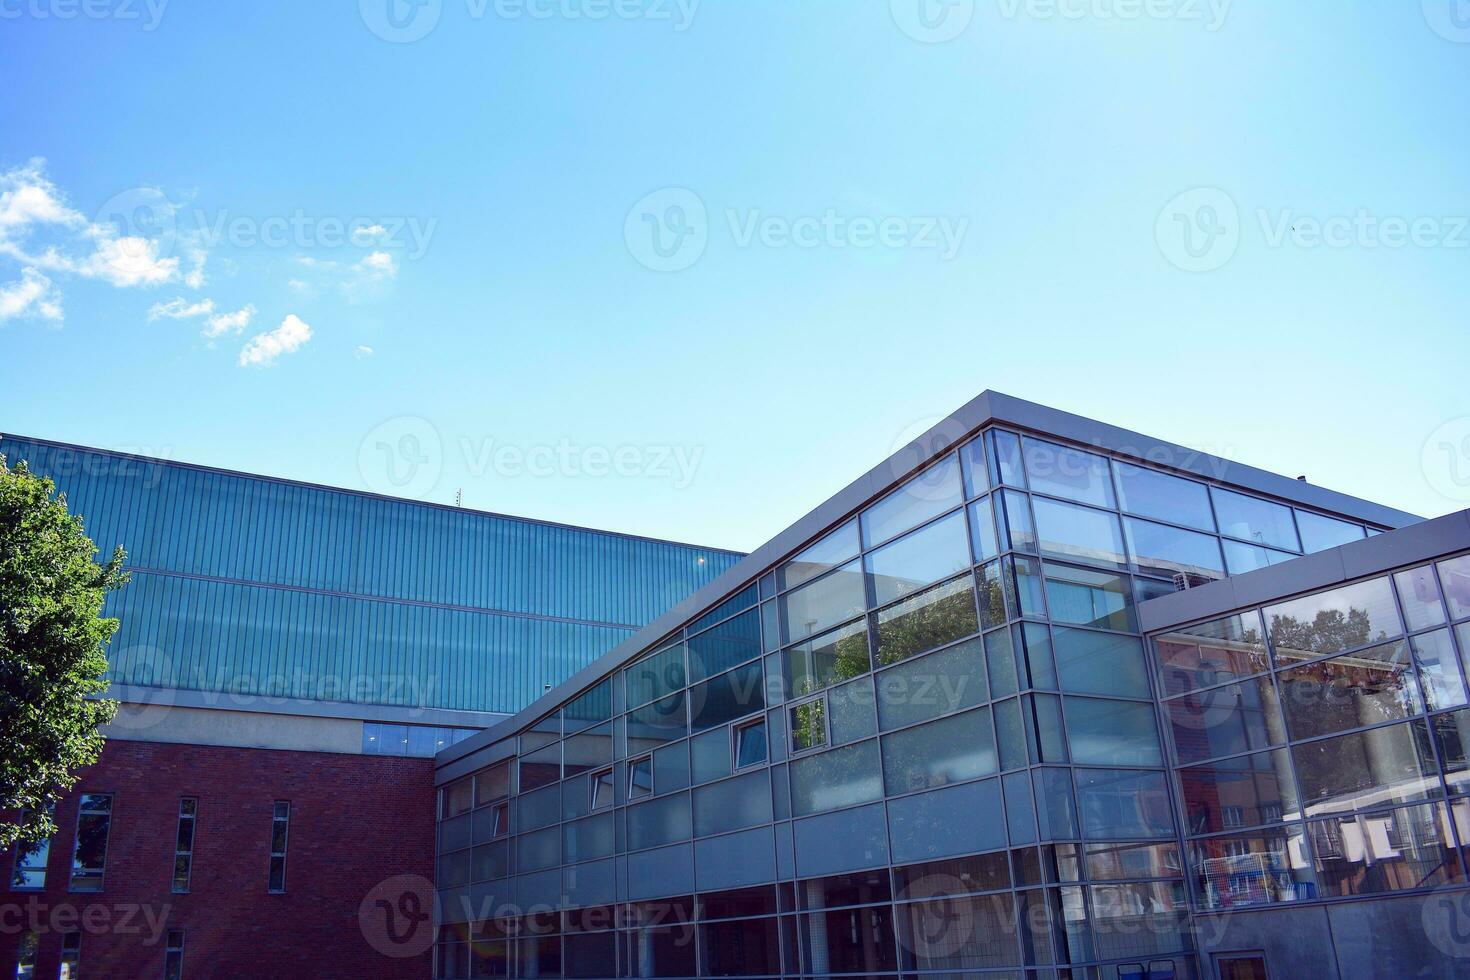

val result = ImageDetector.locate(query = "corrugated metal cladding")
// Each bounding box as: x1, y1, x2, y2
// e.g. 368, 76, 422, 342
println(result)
1, 437, 742, 714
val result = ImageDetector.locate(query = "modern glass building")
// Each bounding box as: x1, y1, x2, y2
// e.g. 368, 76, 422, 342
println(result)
431, 391, 1445, 980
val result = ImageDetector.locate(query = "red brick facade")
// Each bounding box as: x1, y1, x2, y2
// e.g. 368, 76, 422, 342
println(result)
1, 740, 435, 979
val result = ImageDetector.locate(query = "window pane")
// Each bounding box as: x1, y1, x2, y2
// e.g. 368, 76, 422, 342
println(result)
780, 520, 859, 591
627, 792, 691, 851
989, 429, 1025, 487
1085, 841, 1182, 881
699, 918, 780, 977
1123, 516, 1224, 581
627, 692, 687, 754
828, 676, 877, 745
1154, 612, 1269, 697
1021, 436, 1116, 508
1412, 629, 1468, 711
475, 762, 511, 806
1087, 880, 1189, 958
1031, 497, 1126, 570
735, 721, 767, 769
1165, 676, 1284, 765
688, 608, 761, 683
589, 769, 615, 811
563, 812, 614, 863
1113, 461, 1214, 531
1440, 554, 1470, 619
800, 905, 897, 974
1063, 697, 1161, 766
1053, 628, 1151, 699
896, 891, 1021, 971
624, 643, 685, 709
1291, 720, 1440, 818
563, 679, 612, 733
1177, 750, 1298, 835
1043, 563, 1136, 633
1188, 826, 1314, 910
968, 496, 999, 563
1266, 577, 1403, 662
861, 455, 964, 548
875, 575, 979, 666
1212, 488, 1300, 551
1277, 641, 1422, 741
866, 511, 971, 607
689, 660, 765, 734
881, 707, 997, 795
960, 434, 989, 498
789, 739, 883, 816
997, 489, 1037, 554
1395, 565, 1448, 631
784, 620, 869, 698
692, 770, 772, 837
563, 723, 614, 777
781, 560, 865, 643
1223, 539, 1297, 575
1074, 769, 1174, 839
875, 635, 988, 731
1296, 511, 1365, 554
790, 698, 827, 753
1307, 802, 1459, 897
628, 756, 653, 799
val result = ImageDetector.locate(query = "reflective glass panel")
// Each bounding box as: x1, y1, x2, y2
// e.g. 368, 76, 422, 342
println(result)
789, 739, 883, 816
1188, 827, 1314, 910
689, 661, 765, 734
1112, 461, 1214, 531
1043, 563, 1136, 633
1222, 539, 1297, 576
1212, 488, 1300, 551
1296, 511, 1366, 554
1291, 720, 1440, 818
780, 560, 866, 644
1266, 577, 1403, 662
1064, 697, 1162, 766
1277, 641, 1422, 741
875, 635, 988, 731
875, 575, 979, 666
627, 692, 687, 754
1031, 497, 1127, 570
867, 511, 972, 607
1396, 565, 1448, 631
968, 496, 999, 563
688, 608, 762, 683
1440, 554, 1470, 619
1411, 629, 1468, 711
1074, 769, 1174, 839
1307, 802, 1461, 897
960, 434, 989, 499
881, 706, 997, 794
625, 644, 686, 710
861, 455, 964, 548
1053, 627, 1151, 699
1177, 750, 1298, 835
1123, 517, 1224, 580
1154, 612, 1269, 698
1165, 676, 1283, 765
780, 520, 859, 591
784, 619, 869, 698
1021, 436, 1116, 508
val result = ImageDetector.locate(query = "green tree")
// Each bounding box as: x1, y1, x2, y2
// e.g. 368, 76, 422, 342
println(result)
0, 455, 126, 849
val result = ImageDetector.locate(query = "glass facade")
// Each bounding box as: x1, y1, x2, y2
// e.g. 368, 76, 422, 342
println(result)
434, 421, 1401, 980
1153, 553, 1470, 914
0, 436, 741, 714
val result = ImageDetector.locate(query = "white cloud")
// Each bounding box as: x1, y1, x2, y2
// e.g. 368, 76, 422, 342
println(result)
74, 232, 180, 287
356, 250, 397, 278
351, 224, 387, 243
0, 160, 85, 235
148, 296, 216, 321
203, 303, 256, 338
354, 345, 374, 359
0, 268, 63, 323
238, 313, 311, 367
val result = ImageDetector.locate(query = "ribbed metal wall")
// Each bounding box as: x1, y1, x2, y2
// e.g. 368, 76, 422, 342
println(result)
1, 437, 742, 714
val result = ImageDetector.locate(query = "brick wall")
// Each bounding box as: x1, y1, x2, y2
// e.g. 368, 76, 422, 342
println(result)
1, 740, 435, 979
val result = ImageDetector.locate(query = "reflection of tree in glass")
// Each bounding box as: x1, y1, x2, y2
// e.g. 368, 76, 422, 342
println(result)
791, 699, 827, 751
1269, 608, 1379, 658
877, 588, 980, 667
790, 629, 870, 699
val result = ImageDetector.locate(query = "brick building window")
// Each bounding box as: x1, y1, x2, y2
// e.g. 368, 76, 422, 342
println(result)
10, 809, 51, 891
60, 930, 81, 978
163, 929, 185, 980
15, 931, 37, 979
173, 799, 197, 893
69, 794, 113, 893
268, 802, 290, 893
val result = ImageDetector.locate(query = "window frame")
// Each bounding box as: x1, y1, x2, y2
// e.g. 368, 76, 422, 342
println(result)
68, 792, 113, 894
9, 809, 51, 892
268, 801, 290, 894
172, 797, 197, 894
60, 929, 81, 977
164, 928, 185, 980
588, 766, 616, 812
730, 716, 768, 772
788, 694, 830, 756
627, 754, 654, 801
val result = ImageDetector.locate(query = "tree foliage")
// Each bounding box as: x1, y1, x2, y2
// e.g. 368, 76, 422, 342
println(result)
0, 455, 126, 848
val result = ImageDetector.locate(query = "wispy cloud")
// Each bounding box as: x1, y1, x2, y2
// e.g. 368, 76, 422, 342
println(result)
148, 296, 215, 321
202, 303, 256, 338
0, 267, 63, 323
239, 313, 311, 367
354, 344, 375, 359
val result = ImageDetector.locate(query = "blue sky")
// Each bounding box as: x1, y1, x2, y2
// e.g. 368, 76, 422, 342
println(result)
2, 1, 1467, 552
